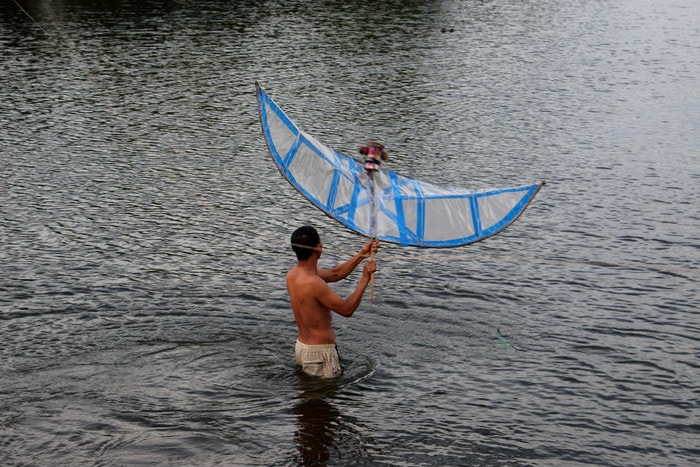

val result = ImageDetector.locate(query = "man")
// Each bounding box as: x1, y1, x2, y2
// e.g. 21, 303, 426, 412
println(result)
287, 225, 379, 378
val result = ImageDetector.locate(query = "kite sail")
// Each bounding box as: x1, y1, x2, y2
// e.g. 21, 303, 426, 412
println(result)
256, 82, 544, 248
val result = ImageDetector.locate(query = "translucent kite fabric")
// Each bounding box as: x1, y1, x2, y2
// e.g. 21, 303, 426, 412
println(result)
256, 83, 544, 248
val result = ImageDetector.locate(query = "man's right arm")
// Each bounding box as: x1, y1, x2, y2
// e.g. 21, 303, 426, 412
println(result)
317, 261, 376, 317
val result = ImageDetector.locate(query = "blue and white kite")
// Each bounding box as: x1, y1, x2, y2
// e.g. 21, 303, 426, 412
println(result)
256, 82, 544, 248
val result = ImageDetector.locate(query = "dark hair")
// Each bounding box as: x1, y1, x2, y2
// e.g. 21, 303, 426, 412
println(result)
291, 225, 320, 260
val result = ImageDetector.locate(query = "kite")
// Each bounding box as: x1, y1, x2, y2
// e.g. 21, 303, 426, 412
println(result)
255, 82, 544, 249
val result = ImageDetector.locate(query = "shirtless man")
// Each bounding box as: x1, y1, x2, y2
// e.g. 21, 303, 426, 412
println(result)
287, 226, 378, 378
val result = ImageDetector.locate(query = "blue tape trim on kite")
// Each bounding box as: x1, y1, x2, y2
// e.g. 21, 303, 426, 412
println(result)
477, 184, 535, 197
327, 165, 340, 212
260, 113, 273, 158
389, 171, 409, 245
330, 161, 360, 224
354, 171, 375, 235
347, 171, 362, 232
470, 194, 482, 238
414, 178, 426, 246
299, 135, 339, 211
376, 189, 401, 240
262, 90, 302, 165
284, 135, 303, 169
261, 89, 298, 136
261, 108, 288, 165
259, 96, 277, 148
399, 178, 421, 245
258, 97, 277, 160
479, 184, 538, 238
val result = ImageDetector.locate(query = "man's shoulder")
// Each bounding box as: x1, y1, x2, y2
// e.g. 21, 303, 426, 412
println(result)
288, 266, 325, 287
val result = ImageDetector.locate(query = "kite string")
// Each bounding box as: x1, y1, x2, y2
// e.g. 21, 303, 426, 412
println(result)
13, 0, 48, 34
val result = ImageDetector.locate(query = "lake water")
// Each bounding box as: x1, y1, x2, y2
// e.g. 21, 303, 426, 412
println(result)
1, 0, 698, 465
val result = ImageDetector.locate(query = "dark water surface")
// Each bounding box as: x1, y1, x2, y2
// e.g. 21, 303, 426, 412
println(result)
2, 0, 698, 465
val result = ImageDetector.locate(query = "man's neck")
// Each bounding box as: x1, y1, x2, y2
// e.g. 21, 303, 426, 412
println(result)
297, 257, 318, 274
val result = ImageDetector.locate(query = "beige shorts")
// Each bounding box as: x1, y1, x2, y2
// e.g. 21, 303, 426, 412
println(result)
295, 340, 341, 378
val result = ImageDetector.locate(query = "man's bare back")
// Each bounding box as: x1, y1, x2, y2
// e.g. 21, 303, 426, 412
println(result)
287, 265, 337, 344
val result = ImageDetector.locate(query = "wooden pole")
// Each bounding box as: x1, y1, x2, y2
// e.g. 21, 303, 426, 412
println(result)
362, 142, 386, 305
368, 169, 376, 304
370, 245, 375, 304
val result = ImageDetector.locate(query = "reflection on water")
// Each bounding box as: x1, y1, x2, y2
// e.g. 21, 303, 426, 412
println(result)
294, 397, 342, 465
292, 396, 371, 465
288, 346, 378, 463
2, 0, 699, 465
290, 355, 378, 465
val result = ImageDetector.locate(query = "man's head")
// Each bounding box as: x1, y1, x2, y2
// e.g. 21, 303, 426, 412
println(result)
291, 225, 321, 260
